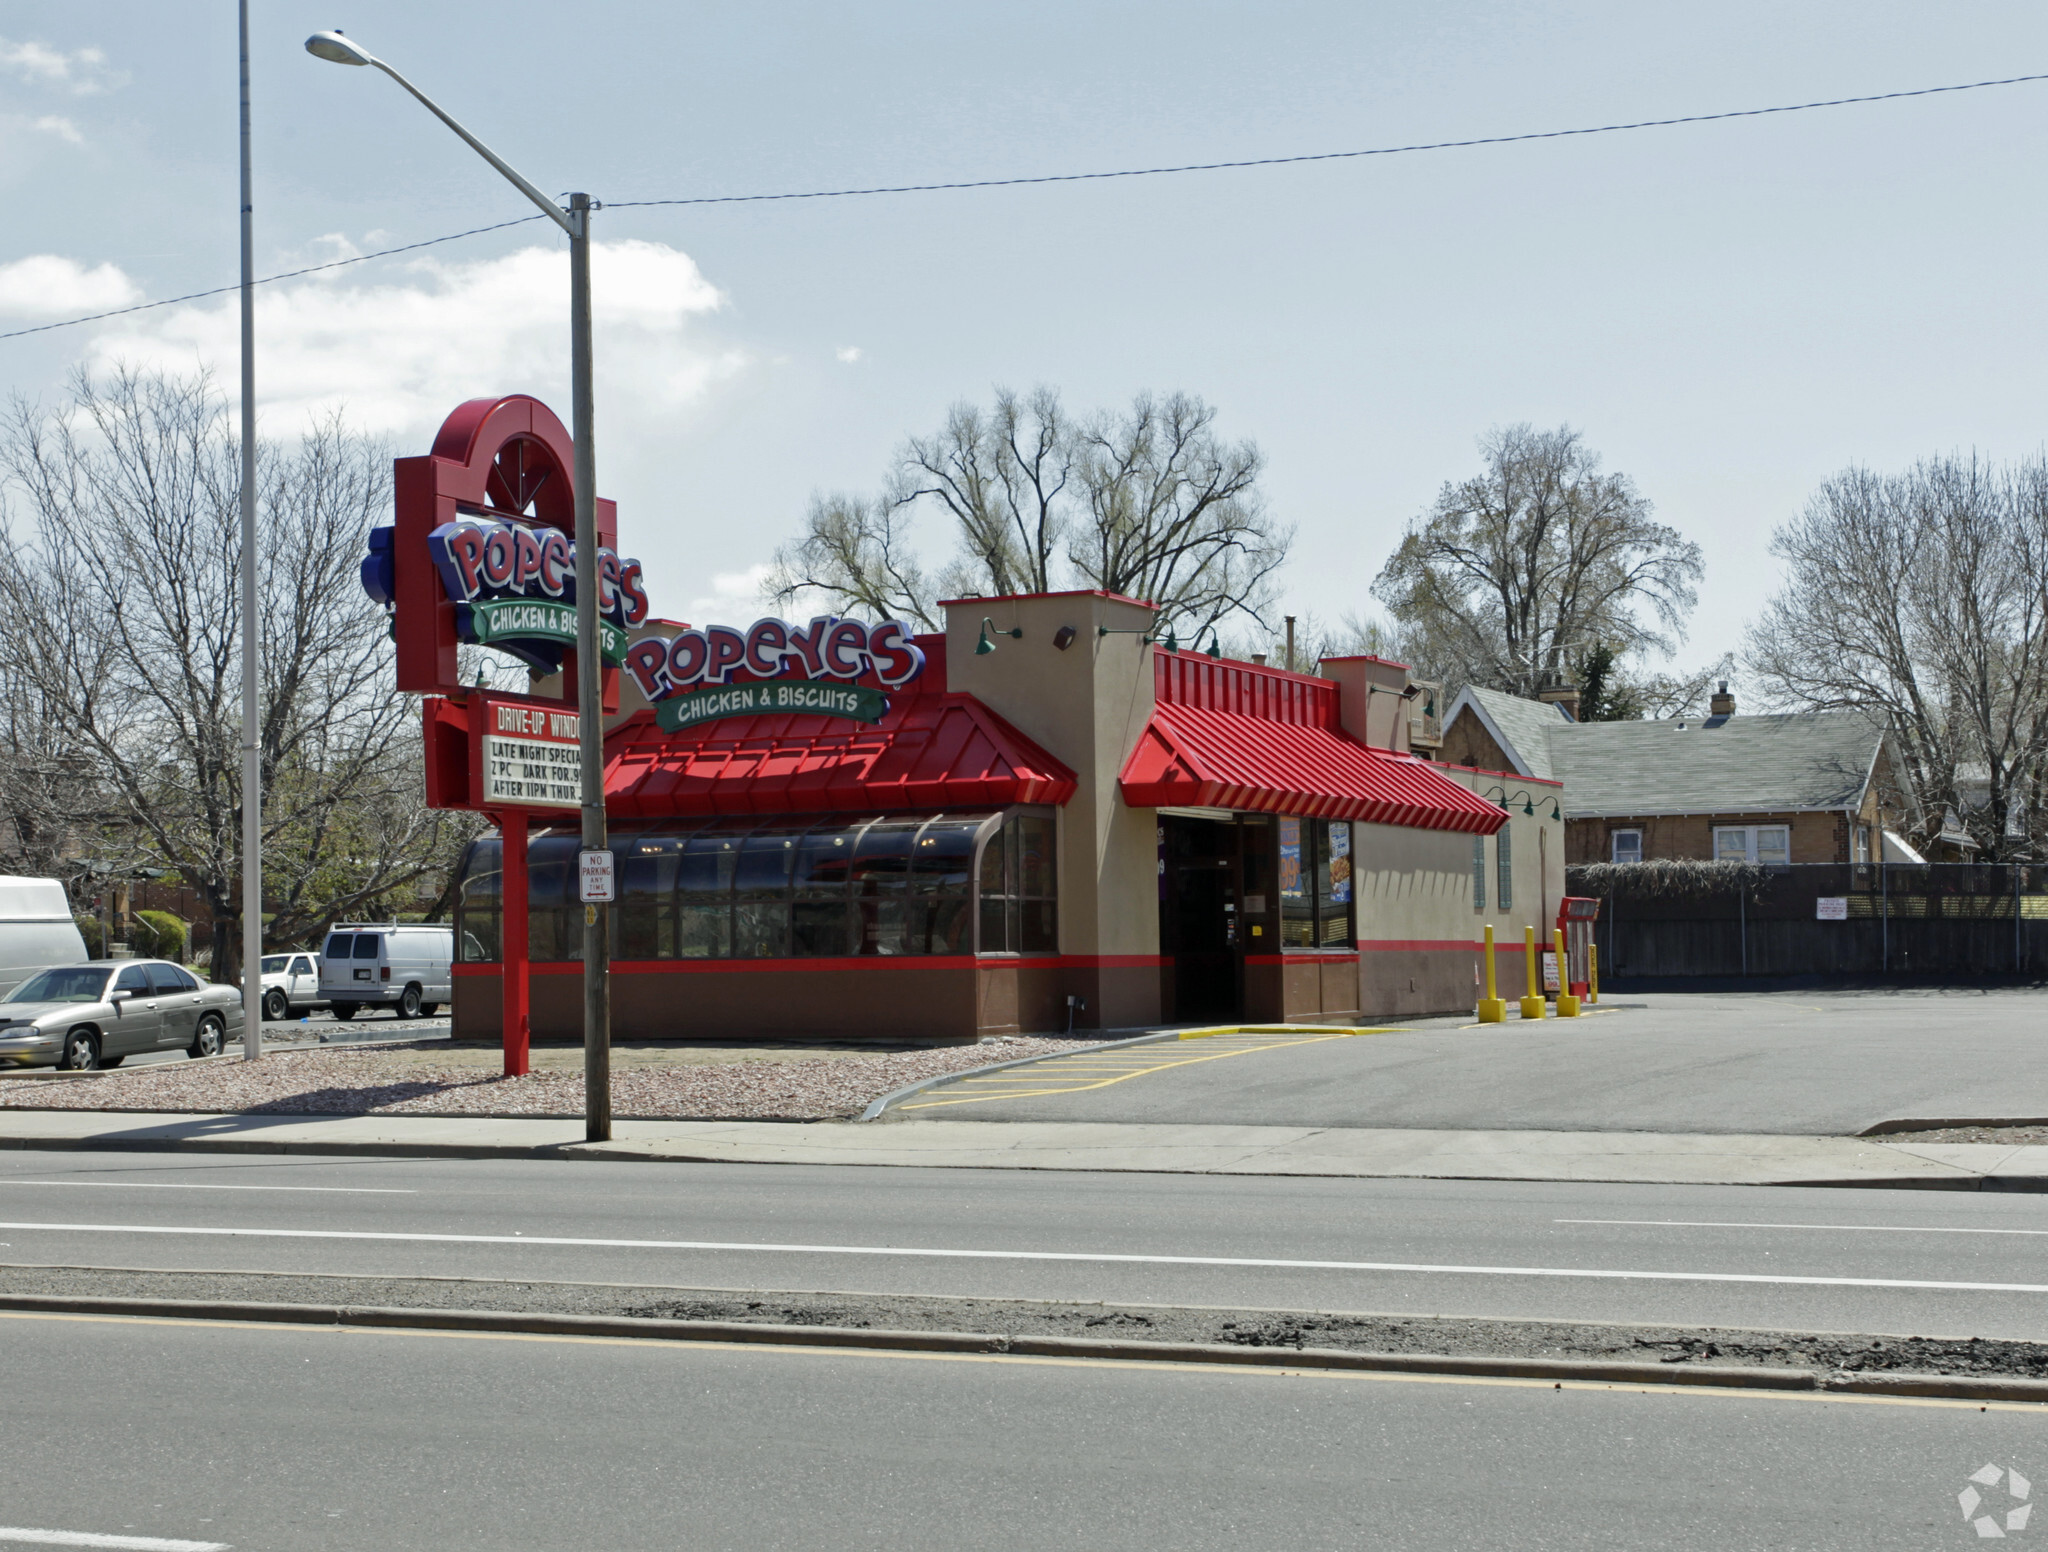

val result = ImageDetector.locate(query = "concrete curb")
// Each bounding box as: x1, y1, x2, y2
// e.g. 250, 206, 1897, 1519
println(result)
857, 1030, 1187, 1121
0, 1290, 1840, 1393
12, 1288, 2048, 1401
856, 1023, 1398, 1121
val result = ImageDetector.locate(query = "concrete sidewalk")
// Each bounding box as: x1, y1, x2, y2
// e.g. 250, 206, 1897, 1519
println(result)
0, 1108, 2043, 1189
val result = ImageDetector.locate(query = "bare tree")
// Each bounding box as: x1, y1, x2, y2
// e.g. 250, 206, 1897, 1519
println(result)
0, 366, 478, 979
1371, 424, 1703, 699
770, 387, 1289, 639
766, 490, 941, 631
1748, 454, 2048, 858
1067, 392, 1286, 638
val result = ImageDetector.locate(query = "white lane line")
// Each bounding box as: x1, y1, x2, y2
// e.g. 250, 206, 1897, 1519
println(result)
0, 1528, 229, 1550
0, 1220, 2044, 1296
1559, 1218, 2048, 1238
0, 1181, 413, 1195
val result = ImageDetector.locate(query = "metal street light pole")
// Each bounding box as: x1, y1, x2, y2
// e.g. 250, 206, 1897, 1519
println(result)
305, 31, 611, 1140
238, 0, 262, 1061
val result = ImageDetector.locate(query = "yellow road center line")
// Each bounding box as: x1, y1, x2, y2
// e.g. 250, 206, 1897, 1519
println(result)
0, 1310, 2034, 1414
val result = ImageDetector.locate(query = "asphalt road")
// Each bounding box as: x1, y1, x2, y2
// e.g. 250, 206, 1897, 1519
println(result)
4, 1149, 2048, 1341
897, 986, 2048, 1133
1, 1310, 2038, 1550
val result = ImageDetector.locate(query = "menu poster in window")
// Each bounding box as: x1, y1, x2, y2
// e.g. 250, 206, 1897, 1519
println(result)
1328, 821, 1352, 903
1279, 818, 1303, 898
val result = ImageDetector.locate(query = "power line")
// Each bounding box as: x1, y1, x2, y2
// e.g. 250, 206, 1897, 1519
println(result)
609, 70, 2048, 209
4, 68, 2045, 344
0, 214, 548, 342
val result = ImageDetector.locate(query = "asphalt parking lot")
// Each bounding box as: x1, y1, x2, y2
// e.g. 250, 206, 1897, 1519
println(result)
892, 986, 2048, 1135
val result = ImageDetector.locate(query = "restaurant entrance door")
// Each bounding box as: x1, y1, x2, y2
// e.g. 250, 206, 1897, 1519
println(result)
1159, 815, 1242, 1022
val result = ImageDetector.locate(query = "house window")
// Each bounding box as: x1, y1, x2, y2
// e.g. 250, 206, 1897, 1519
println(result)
1471, 835, 1487, 912
1610, 829, 1643, 864
1496, 824, 1513, 912
1714, 825, 1791, 865
1854, 825, 1872, 865
1279, 817, 1355, 948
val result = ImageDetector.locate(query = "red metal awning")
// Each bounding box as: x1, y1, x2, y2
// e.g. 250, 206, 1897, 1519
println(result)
604, 693, 1076, 818
1119, 703, 1505, 834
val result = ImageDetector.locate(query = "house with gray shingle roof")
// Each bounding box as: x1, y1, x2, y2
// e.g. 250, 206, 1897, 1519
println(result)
1437, 684, 1914, 866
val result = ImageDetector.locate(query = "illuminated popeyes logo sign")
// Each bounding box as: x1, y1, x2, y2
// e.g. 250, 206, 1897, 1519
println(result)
415, 512, 649, 674
624, 617, 926, 732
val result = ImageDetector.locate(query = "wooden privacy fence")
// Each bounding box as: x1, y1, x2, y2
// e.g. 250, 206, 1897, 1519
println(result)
1567, 863, 2048, 980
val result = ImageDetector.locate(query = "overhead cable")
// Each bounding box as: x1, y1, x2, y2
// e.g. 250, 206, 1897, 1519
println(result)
5, 69, 2045, 343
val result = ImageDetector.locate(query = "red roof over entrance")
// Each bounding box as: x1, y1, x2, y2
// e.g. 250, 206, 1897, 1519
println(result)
1121, 650, 1505, 834
604, 693, 1076, 818
1120, 704, 1505, 833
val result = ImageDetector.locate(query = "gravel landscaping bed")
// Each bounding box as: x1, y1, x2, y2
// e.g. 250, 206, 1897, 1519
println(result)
4, 1262, 2043, 1382
1877, 1125, 2048, 1145
0, 1035, 1099, 1120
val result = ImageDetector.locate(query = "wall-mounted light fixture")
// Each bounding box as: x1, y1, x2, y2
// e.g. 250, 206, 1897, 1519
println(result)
1053, 625, 1077, 651
975, 617, 1023, 655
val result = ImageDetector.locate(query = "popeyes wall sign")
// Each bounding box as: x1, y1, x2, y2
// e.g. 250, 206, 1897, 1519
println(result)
625, 616, 925, 732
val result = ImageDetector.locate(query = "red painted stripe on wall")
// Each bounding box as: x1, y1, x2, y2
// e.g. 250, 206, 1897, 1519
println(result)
454, 954, 1167, 977
1243, 953, 1360, 966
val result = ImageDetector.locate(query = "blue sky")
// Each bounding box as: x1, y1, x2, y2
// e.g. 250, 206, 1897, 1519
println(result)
6, 2, 2048, 680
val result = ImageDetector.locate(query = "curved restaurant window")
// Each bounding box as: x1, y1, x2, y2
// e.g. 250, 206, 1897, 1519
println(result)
450, 811, 1044, 964
976, 811, 1058, 955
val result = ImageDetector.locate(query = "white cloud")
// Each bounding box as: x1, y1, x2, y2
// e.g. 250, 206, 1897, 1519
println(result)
0, 254, 142, 317
669, 564, 780, 627
835, 346, 863, 364
31, 115, 81, 144
87, 238, 742, 439
0, 37, 122, 94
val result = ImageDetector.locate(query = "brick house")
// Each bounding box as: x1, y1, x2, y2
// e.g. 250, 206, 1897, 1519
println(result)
1439, 684, 1915, 866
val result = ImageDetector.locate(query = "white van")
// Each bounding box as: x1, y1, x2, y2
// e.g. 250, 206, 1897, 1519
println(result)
0, 877, 90, 1000
319, 923, 454, 1020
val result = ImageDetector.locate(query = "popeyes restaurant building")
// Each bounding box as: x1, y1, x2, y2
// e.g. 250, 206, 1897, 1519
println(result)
381, 395, 1508, 1048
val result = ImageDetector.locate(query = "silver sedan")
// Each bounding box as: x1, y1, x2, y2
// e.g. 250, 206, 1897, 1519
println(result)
0, 960, 246, 1070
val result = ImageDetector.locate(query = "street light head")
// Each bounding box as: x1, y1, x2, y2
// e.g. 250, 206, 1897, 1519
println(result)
305, 30, 375, 66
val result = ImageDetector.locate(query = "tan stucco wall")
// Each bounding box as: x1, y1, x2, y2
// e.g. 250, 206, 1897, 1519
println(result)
944, 593, 1161, 962
1429, 764, 1566, 940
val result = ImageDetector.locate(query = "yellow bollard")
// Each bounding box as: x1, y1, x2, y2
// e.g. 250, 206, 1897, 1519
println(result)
1588, 943, 1600, 1004
1519, 925, 1546, 1019
1554, 927, 1581, 1017
1477, 925, 1506, 1022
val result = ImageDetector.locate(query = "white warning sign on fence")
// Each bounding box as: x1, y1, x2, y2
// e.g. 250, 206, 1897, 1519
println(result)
1815, 896, 1849, 921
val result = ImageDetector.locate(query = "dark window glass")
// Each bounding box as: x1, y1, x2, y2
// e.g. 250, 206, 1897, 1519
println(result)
974, 811, 1058, 956
1279, 817, 1314, 948
114, 964, 151, 993
913, 819, 982, 893
352, 935, 382, 960
791, 824, 857, 957
617, 833, 683, 961
852, 821, 922, 956
324, 934, 355, 959
147, 964, 190, 994
677, 830, 738, 959
1277, 817, 1354, 950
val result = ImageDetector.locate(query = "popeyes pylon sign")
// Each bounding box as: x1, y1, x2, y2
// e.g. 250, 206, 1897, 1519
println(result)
378, 396, 927, 816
